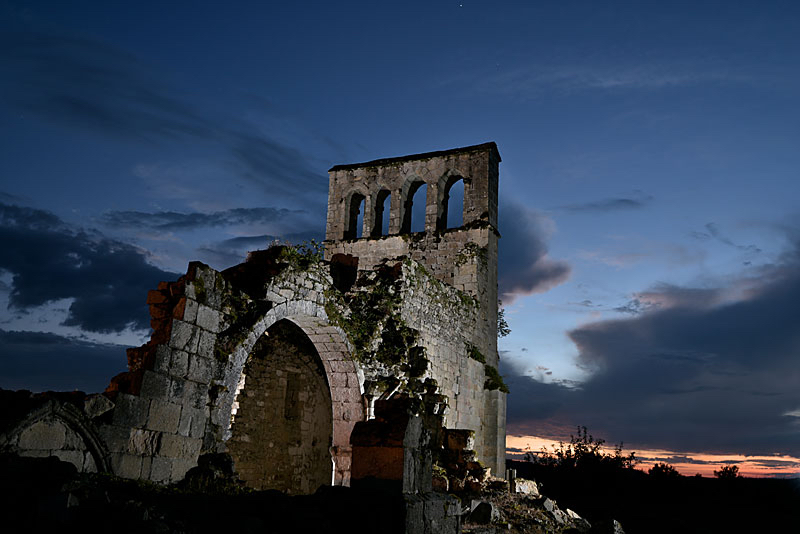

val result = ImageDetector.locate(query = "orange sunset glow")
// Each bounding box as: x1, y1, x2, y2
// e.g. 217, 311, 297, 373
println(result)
506, 435, 800, 479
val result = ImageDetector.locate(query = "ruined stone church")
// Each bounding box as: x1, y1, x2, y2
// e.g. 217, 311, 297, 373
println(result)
1, 142, 507, 498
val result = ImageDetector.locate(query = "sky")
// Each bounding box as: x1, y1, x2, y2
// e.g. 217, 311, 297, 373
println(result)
2, 1, 799, 477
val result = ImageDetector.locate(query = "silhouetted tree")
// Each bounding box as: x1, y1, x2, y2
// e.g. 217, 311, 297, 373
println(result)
648, 462, 681, 479
714, 465, 740, 479
526, 426, 637, 472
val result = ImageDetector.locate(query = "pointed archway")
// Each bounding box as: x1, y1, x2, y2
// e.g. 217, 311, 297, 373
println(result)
221, 310, 365, 493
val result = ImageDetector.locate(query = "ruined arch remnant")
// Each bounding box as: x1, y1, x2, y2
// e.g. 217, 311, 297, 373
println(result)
2, 142, 506, 500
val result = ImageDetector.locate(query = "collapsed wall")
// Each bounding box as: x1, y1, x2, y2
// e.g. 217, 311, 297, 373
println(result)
0, 142, 507, 498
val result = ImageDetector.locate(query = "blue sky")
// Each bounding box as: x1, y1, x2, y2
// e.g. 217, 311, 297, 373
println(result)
2, 1, 799, 473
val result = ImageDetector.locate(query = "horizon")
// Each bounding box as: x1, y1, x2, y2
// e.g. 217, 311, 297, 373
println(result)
2, 1, 799, 478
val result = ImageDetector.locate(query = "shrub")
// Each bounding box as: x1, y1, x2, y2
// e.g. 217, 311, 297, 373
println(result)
648, 462, 681, 478
714, 465, 740, 479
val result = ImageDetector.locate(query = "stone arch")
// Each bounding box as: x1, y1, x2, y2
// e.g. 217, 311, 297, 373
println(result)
400, 176, 427, 234
436, 169, 469, 231
0, 400, 111, 474
343, 189, 367, 239
370, 189, 391, 237
215, 302, 364, 489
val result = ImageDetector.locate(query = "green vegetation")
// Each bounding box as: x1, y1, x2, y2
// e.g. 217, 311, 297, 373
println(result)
454, 242, 488, 268
484, 363, 509, 393
467, 343, 486, 363
193, 276, 207, 305
497, 300, 510, 338
277, 239, 323, 267
324, 265, 418, 366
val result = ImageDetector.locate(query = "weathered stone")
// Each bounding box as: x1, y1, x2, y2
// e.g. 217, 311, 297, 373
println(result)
150, 456, 172, 483
196, 330, 216, 359
184, 381, 208, 410
183, 298, 199, 323
84, 393, 114, 419
82, 451, 98, 472
170, 458, 196, 483
468, 500, 498, 524
128, 428, 161, 455
53, 450, 84, 469
140, 370, 170, 400
444, 428, 475, 451
113, 394, 149, 427
18, 420, 67, 450
169, 320, 200, 353
170, 350, 189, 377
511, 477, 539, 495
146, 401, 181, 433
187, 356, 212, 383
111, 453, 143, 479
159, 433, 188, 458
566, 509, 592, 533
153, 345, 172, 373
196, 304, 220, 333
96, 424, 130, 453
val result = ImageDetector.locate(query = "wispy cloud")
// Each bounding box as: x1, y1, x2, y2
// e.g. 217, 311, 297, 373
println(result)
0, 31, 327, 199
694, 222, 763, 255
558, 192, 654, 213
101, 207, 305, 231
450, 59, 752, 99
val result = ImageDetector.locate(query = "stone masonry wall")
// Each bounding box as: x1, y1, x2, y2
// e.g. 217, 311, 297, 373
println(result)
323, 143, 506, 476
396, 259, 502, 472
99, 257, 365, 488
96, 263, 222, 484
325, 227, 499, 367
227, 320, 333, 494
0, 395, 113, 474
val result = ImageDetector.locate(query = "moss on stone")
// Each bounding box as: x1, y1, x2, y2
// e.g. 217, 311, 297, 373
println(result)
484, 364, 509, 393
324, 265, 419, 367
455, 242, 488, 269
467, 343, 486, 363
277, 240, 323, 268
193, 277, 207, 305
214, 293, 272, 362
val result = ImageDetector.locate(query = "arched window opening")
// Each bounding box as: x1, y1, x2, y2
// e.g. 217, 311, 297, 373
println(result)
402, 182, 427, 233
371, 190, 391, 237
441, 177, 464, 230
345, 193, 365, 239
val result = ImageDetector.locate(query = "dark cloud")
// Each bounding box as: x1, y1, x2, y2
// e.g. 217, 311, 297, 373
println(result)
498, 202, 570, 302
750, 459, 800, 469
0, 330, 125, 393
505, 234, 800, 457
0, 203, 177, 332
558, 192, 653, 213
101, 207, 305, 231
0, 31, 326, 197
635, 454, 715, 465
